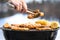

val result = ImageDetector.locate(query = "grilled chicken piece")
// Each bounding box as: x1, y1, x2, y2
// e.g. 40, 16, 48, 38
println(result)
36, 28, 52, 30
27, 9, 44, 19
11, 26, 20, 30
35, 20, 49, 26
18, 28, 29, 31
11, 24, 20, 27
3, 23, 11, 28
11, 26, 29, 31
50, 21, 59, 29
27, 13, 44, 19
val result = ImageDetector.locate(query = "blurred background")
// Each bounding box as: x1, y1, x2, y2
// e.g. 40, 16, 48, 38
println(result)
0, 0, 60, 40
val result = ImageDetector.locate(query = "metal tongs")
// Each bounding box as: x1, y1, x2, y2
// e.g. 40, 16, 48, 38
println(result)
7, 2, 44, 19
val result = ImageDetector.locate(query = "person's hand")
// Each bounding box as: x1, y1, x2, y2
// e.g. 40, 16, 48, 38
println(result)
9, 0, 28, 13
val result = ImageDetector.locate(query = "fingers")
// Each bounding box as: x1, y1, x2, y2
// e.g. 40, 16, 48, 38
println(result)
22, 1, 28, 13
9, 0, 28, 13
16, 3, 22, 12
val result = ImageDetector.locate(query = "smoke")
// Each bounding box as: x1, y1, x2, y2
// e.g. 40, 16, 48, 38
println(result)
6, 13, 40, 24
6, 13, 60, 27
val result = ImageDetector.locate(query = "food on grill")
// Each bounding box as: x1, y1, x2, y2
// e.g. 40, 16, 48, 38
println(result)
35, 20, 50, 26
27, 9, 44, 19
3, 20, 59, 31
19, 23, 41, 29
11, 26, 29, 31
50, 21, 59, 29
11, 24, 20, 27
3, 23, 11, 28
11, 26, 20, 30
36, 28, 51, 30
